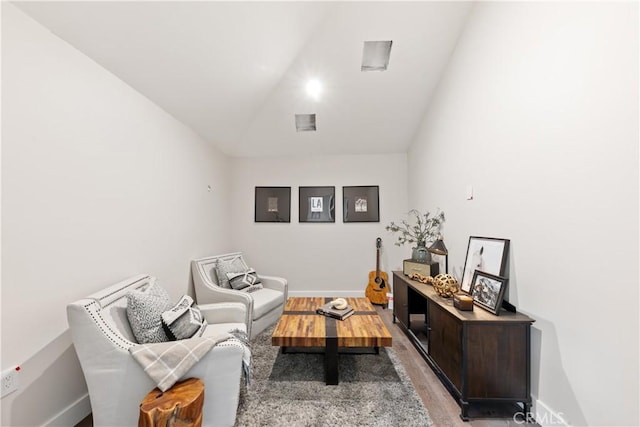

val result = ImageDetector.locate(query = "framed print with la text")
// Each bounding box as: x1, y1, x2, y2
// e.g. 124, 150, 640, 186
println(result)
299, 186, 335, 223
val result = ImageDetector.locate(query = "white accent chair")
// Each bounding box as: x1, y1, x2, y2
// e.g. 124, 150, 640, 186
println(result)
67, 274, 248, 427
192, 252, 288, 339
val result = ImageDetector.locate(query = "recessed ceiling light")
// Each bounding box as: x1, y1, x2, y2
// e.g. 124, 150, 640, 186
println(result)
306, 79, 322, 99
361, 40, 393, 71
295, 114, 317, 132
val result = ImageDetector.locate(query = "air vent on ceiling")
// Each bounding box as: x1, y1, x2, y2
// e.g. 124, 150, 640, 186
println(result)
295, 114, 316, 132
361, 40, 393, 71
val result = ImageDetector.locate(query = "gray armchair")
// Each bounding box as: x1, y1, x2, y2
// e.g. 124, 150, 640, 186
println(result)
67, 274, 247, 427
191, 252, 288, 339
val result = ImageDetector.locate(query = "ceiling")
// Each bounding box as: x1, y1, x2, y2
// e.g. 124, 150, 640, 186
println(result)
13, 1, 474, 158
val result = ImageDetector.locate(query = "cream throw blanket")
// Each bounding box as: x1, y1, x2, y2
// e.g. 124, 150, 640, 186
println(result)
129, 330, 251, 392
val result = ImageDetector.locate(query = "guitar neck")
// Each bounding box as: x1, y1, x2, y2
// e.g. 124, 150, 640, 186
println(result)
376, 248, 381, 278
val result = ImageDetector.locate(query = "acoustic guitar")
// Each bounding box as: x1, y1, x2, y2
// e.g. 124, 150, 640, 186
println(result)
365, 237, 389, 306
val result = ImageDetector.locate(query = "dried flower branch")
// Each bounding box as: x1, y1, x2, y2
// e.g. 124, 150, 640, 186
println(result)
385, 209, 445, 247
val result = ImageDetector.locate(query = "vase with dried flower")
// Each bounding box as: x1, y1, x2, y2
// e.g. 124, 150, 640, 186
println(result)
385, 209, 445, 262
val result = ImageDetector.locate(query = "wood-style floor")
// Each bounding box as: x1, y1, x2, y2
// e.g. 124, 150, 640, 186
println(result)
75, 305, 535, 427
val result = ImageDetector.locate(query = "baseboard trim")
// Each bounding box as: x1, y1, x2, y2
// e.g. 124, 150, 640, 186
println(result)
45, 393, 91, 427
531, 398, 568, 427
289, 291, 366, 297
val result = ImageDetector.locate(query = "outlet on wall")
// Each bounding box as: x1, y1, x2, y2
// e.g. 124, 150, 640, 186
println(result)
1, 366, 20, 398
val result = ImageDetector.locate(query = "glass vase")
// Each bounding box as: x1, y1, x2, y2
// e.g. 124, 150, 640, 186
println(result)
412, 245, 430, 263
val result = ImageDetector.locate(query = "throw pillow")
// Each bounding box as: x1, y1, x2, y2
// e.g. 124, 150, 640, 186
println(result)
215, 256, 247, 288
240, 284, 263, 293
161, 295, 207, 341
126, 279, 172, 344
226, 269, 263, 291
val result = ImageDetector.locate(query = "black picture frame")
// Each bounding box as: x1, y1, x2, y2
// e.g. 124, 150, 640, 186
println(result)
299, 186, 335, 223
460, 236, 510, 294
254, 187, 291, 223
343, 186, 380, 222
470, 271, 508, 315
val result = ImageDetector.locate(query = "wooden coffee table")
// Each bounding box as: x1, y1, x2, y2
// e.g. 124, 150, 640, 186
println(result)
271, 297, 392, 385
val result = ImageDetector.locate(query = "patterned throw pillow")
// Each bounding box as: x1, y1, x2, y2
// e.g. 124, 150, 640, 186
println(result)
126, 279, 172, 344
241, 284, 263, 293
215, 257, 248, 288
226, 269, 263, 292
161, 295, 207, 341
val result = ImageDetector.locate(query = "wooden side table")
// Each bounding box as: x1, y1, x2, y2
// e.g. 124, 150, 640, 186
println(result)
138, 377, 204, 427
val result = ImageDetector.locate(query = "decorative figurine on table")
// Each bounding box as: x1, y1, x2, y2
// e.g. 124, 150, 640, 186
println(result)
410, 272, 460, 298
432, 274, 460, 298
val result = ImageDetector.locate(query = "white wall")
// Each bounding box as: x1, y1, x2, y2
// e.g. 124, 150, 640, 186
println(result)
407, 2, 638, 426
1, 4, 233, 425
229, 154, 410, 296
3, 2, 638, 426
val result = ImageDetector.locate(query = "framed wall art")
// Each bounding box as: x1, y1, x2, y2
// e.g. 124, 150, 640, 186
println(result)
254, 187, 291, 223
470, 271, 508, 315
460, 236, 510, 293
299, 186, 335, 223
343, 185, 379, 223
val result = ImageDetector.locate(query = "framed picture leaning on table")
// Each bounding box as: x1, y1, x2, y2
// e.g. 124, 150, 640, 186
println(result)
460, 236, 510, 294
470, 271, 508, 315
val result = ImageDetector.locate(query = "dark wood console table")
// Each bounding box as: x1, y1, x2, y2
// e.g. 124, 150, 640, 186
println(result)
392, 271, 534, 421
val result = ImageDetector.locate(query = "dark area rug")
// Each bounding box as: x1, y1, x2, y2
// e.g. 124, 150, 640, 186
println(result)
234, 326, 433, 427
